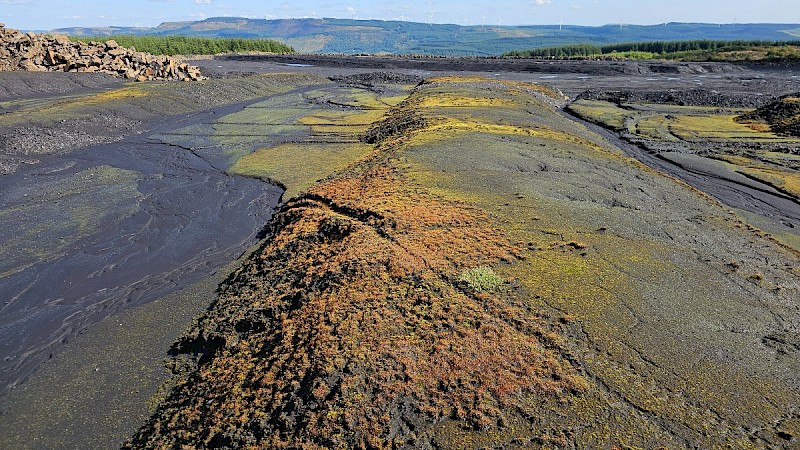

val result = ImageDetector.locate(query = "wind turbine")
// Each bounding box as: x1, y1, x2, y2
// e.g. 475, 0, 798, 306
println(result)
559, 17, 563, 31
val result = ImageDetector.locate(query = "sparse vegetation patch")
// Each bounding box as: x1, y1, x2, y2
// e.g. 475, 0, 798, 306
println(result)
459, 266, 505, 292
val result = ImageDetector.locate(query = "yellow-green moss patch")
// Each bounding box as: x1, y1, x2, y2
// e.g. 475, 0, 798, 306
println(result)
229, 142, 374, 198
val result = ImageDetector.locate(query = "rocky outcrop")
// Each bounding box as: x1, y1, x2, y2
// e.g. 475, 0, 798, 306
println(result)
0, 23, 204, 81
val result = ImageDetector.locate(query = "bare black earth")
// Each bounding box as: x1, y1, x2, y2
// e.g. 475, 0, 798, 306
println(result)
0, 71, 123, 101
216, 54, 750, 76
0, 95, 287, 394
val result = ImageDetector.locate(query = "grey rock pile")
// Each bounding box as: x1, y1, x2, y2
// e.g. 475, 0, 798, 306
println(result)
0, 23, 204, 81
577, 88, 771, 109
329, 72, 424, 86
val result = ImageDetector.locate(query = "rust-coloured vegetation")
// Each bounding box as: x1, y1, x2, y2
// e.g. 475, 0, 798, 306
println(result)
128, 82, 585, 449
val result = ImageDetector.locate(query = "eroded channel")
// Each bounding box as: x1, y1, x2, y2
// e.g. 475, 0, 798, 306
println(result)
566, 111, 800, 240
0, 94, 297, 394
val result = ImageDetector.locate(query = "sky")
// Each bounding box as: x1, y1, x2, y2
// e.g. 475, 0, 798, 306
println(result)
2, 0, 799, 31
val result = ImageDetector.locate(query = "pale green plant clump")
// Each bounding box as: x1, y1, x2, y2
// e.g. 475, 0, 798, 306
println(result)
459, 266, 505, 292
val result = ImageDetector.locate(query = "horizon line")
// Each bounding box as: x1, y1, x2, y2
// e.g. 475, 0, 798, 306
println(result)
25, 17, 800, 32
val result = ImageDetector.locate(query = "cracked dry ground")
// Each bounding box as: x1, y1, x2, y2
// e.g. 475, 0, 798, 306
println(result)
130, 77, 800, 449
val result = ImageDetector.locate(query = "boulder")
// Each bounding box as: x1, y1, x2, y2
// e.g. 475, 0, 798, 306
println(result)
44, 49, 56, 65
53, 35, 70, 46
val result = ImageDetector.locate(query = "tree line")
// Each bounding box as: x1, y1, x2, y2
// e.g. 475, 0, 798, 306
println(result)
504, 40, 800, 58
73, 35, 294, 56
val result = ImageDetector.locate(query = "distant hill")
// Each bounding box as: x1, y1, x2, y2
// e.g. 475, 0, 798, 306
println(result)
52, 17, 800, 56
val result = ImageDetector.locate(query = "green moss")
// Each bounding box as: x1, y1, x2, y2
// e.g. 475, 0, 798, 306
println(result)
568, 98, 798, 145
669, 114, 794, 142
567, 100, 633, 131
303, 87, 391, 109
229, 142, 374, 199
225, 84, 418, 197
459, 266, 504, 292
298, 109, 387, 134
0, 75, 315, 138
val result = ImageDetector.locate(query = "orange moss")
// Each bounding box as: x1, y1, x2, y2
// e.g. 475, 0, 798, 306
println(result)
129, 79, 586, 449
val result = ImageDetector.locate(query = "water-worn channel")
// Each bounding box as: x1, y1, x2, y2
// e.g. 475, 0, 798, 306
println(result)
0, 96, 288, 394
567, 112, 800, 234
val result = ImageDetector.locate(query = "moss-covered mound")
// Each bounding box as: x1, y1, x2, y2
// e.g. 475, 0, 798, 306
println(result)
737, 93, 800, 137
127, 88, 586, 449
127, 76, 800, 448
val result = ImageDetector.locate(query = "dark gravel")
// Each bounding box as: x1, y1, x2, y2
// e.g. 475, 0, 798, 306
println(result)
219, 54, 748, 76
576, 88, 774, 108
0, 71, 122, 100
328, 71, 424, 86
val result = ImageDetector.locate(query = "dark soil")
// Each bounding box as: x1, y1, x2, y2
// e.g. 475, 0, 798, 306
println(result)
577, 88, 772, 108
567, 111, 800, 231
202, 54, 800, 238
0, 71, 122, 99
0, 96, 285, 394
362, 109, 427, 144
220, 54, 748, 76
195, 54, 800, 101
126, 102, 584, 449
329, 71, 424, 86
0, 76, 329, 394
125, 72, 800, 449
